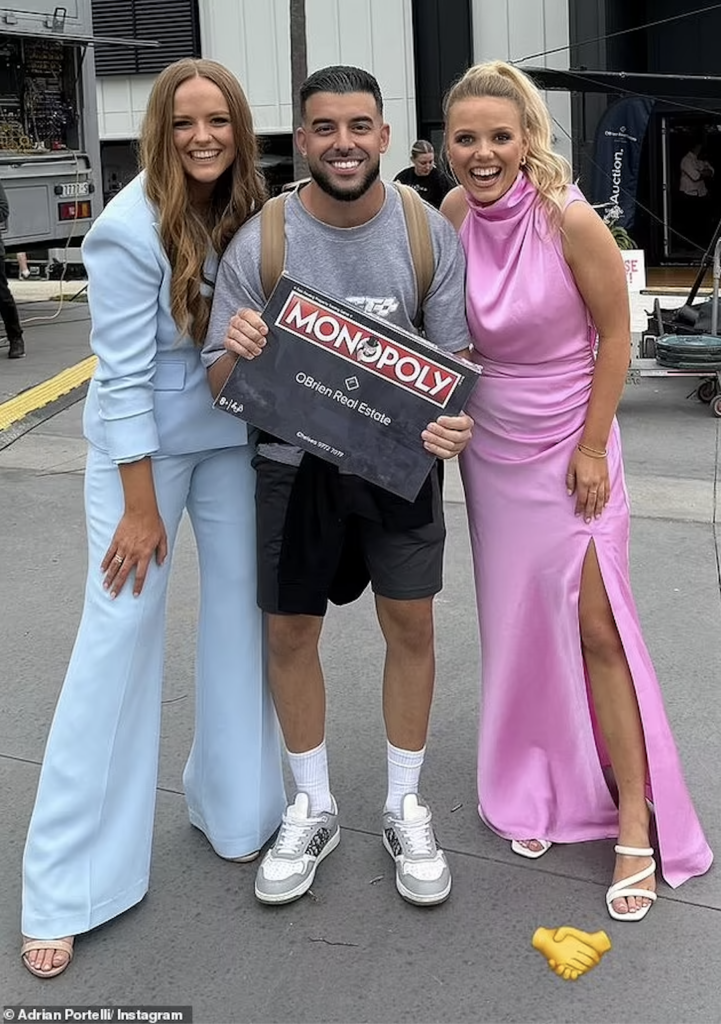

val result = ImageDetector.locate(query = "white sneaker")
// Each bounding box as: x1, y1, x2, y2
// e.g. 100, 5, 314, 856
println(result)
383, 794, 452, 905
254, 793, 340, 904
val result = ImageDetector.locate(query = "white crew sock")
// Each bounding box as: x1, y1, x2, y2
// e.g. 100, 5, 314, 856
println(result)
385, 742, 426, 817
286, 740, 333, 815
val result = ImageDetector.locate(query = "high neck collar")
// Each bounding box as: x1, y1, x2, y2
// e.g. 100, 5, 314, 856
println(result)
466, 172, 536, 221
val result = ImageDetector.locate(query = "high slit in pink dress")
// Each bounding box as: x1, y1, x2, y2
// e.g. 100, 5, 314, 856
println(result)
458, 173, 712, 888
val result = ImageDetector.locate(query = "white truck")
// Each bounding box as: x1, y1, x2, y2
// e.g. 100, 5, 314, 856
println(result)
0, 0, 101, 252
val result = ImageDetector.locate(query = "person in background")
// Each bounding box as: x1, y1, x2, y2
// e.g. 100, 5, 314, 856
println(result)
17, 251, 31, 279
393, 139, 452, 208
0, 180, 25, 357
678, 138, 715, 250
20, 57, 285, 980
441, 60, 712, 921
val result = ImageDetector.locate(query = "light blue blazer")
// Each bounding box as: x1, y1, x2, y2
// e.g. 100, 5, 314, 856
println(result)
82, 173, 246, 462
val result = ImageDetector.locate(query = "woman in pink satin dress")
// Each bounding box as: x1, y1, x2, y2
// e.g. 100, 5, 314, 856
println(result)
441, 61, 712, 921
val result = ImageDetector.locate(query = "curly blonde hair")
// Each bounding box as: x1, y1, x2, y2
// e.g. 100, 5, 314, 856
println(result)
443, 60, 571, 226
140, 58, 266, 345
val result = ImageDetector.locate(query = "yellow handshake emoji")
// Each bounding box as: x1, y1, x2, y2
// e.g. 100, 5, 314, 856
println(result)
532, 926, 612, 981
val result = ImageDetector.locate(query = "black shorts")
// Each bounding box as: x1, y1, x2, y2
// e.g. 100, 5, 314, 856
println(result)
253, 455, 445, 616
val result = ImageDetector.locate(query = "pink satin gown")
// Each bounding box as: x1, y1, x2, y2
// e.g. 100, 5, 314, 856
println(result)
459, 173, 712, 888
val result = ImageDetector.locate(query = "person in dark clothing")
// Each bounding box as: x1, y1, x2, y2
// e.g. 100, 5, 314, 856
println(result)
678, 140, 715, 251
393, 139, 452, 208
0, 180, 25, 358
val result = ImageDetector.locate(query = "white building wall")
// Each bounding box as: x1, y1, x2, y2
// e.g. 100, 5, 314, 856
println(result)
197, 0, 291, 135
303, 0, 416, 177
471, 0, 573, 166
95, 76, 156, 140
96, 0, 417, 177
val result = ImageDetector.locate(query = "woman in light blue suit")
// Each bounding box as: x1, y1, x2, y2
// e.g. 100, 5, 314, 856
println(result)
21, 59, 286, 977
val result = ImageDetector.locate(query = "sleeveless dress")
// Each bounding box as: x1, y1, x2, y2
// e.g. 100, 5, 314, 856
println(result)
458, 173, 712, 888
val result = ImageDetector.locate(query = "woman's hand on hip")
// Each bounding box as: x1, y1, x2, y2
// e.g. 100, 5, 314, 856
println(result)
101, 508, 168, 598
566, 449, 611, 522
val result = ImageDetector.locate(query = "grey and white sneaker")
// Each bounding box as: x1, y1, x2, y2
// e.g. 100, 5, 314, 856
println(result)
254, 792, 340, 904
382, 794, 451, 906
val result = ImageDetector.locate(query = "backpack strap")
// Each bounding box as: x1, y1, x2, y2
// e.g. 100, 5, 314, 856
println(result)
394, 182, 435, 321
260, 192, 289, 300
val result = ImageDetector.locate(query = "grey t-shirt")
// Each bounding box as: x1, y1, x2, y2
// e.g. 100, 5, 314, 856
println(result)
202, 183, 471, 462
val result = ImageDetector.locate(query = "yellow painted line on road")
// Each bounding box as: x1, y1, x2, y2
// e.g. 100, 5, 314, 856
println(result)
0, 355, 97, 431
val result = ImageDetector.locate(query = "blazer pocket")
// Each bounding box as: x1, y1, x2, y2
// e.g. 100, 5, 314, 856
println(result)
153, 360, 186, 391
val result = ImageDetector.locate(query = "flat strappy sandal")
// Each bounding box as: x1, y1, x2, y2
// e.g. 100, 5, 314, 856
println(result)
511, 839, 553, 859
225, 849, 261, 863
21, 937, 74, 978
606, 844, 658, 922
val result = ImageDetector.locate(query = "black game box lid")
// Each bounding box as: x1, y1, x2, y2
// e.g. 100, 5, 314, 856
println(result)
215, 274, 480, 501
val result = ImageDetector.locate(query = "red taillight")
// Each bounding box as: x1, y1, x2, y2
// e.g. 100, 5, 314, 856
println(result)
58, 200, 92, 221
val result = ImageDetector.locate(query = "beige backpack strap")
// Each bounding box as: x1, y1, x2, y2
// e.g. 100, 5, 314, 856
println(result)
260, 192, 289, 300
394, 182, 435, 319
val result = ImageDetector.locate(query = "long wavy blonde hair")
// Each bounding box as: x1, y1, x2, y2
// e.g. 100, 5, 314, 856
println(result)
140, 58, 266, 344
443, 60, 571, 226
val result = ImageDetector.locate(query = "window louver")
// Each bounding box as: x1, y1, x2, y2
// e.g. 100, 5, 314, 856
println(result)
91, 0, 200, 76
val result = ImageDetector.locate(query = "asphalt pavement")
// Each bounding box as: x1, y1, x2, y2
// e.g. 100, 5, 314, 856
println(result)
1, 290, 720, 1024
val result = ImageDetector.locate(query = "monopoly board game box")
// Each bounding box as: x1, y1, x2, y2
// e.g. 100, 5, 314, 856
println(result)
214, 274, 480, 501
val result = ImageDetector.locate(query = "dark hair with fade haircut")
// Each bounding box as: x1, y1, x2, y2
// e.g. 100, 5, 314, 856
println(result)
300, 65, 384, 118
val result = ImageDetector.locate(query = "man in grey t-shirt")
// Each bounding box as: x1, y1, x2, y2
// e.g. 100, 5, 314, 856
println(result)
203, 65, 473, 909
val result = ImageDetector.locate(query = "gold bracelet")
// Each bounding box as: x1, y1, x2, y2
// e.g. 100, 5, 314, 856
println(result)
577, 443, 607, 459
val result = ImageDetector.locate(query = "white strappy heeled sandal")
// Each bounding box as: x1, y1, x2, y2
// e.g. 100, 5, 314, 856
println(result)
511, 839, 553, 860
606, 844, 657, 922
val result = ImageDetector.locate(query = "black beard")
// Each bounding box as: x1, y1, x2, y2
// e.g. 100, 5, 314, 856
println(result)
310, 161, 381, 203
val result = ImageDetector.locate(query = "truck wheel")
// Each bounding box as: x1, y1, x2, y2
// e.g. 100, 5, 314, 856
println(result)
697, 379, 717, 403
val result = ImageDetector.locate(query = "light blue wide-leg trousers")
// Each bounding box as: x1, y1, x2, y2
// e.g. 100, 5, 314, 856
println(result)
22, 443, 285, 939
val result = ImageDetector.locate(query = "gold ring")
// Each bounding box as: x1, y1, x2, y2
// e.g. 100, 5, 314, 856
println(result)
113, 554, 125, 565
